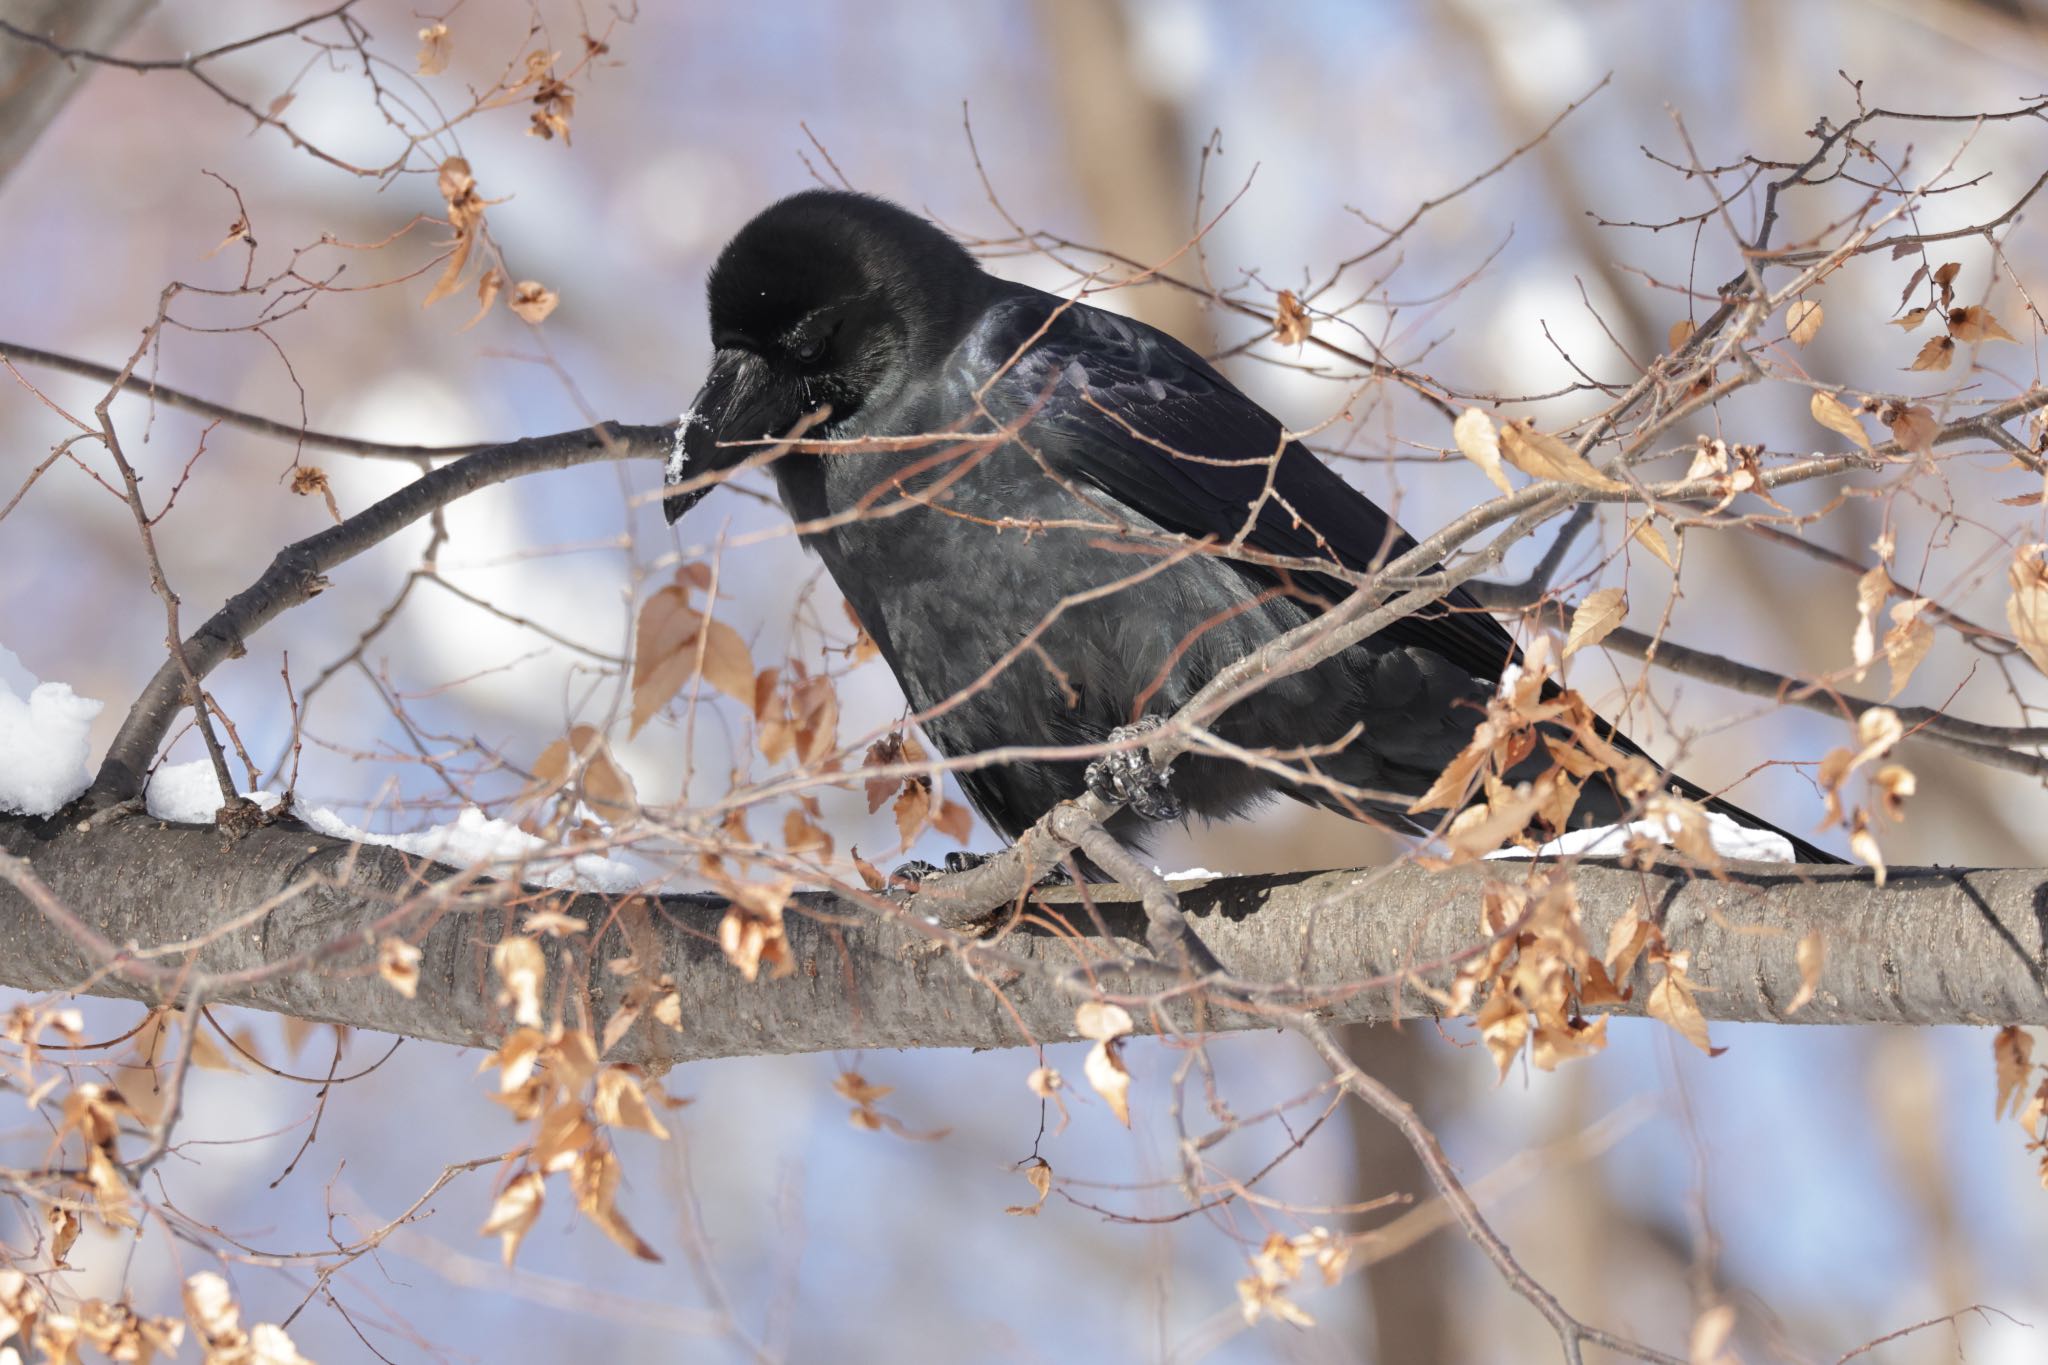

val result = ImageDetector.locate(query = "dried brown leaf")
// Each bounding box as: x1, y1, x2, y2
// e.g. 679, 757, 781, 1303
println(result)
1562, 588, 1625, 660
1006, 1157, 1054, 1216
1084, 1038, 1131, 1126
1909, 334, 1955, 372
1452, 408, 1513, 495
481, 1169, 545, 1266
1272, 290, 1311, 347
1809, 391, 1872, 451
1498, 420, 1624, 491
1994, 1026, 2034, 1120
1787, 299, 1823, 346
378, 937, 421, 999
1787, 931, 1824, 1015
2007, 544, 2048, 676
1949, 304, 2018, 344
417, 22, 452, 76
510, 280, 558, 324
1884, 403, 1939, 457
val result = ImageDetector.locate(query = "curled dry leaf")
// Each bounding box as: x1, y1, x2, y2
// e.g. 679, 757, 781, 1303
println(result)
510, 280, 558, 324
417, 22, 451, 75
2007, 544, 2048, 676
1848, 807, 1886, 887
1892, 306, 1931, 331
1786, 299, 1823, 346
1498, 420, 1624, 491
1689, 1303, 1738, 1365
481, 1168, 546, 1266
1851, 566, 1888, 682
492, 936, 546, 1029
1647, 959, 1716, 1056
1882, 598, 1933, 698
1452, 408, 1514, 495
572, 1145, 662, 1261
1562, 588, 1625, 660
378, 937, 422, 998
1667, 318, 1696, 351
1272, 290, 1311, 346
1809, 391, 1872, 451
594, 1066, 671, 1140
1074, 1000, 1135, 1041
423, 156, 488, 308
1873, 763, 1915, 821
1084, 1039, 1131, 1127
1005, 1157, 1054, 1216
1787, 931, 1825, 1015
1993, 1026, 2034, 1121
463, 267, 506, 331
287, 465, 341, 523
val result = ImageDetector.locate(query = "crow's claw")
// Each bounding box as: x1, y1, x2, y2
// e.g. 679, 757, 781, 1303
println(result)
1085, 717, 1180, 822
892, 850, 1072, 887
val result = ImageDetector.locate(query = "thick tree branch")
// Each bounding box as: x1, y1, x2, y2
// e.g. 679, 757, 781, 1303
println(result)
1, 811, 2040, 1067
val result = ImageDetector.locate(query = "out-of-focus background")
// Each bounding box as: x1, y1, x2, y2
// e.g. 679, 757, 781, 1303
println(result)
2, 1, 2044, 1360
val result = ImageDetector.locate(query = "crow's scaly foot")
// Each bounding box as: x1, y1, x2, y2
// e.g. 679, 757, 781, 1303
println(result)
1085, 717, 1180, 821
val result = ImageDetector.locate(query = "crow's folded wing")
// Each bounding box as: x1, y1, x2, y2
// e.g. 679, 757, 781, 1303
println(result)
962, 290, 1518, 684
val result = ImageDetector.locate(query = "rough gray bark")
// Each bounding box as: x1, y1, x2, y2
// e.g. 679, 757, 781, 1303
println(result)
1, 810, 2041, 1062
0, 0, 156, 190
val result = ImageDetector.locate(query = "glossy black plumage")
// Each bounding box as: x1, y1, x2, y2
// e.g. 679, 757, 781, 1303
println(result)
665, 189, 1835, 863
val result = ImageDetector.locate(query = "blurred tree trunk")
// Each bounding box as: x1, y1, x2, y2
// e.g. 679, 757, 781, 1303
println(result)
0, 0, 157, 190
1035, 0, 1214, 346
1341, 1022, 1464, 1362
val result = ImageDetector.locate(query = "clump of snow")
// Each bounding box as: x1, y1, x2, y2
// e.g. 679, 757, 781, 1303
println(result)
1159, 866, 1223, 882
303, 804, 644, 893
0, 645, 103, 817
144, 760, 283, 823
1486, 810, 1794, 864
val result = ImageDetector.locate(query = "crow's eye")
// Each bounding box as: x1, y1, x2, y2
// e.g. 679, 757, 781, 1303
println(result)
794, 336, 826, 365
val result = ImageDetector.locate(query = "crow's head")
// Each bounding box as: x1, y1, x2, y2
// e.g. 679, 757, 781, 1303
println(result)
663, 189, 986, 523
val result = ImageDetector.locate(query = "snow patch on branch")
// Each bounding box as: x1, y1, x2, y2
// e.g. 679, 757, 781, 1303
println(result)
1486, 810, 1794, 863
302, 804, 644, 893
0, 646, 103, 818
144, 760, 283, 823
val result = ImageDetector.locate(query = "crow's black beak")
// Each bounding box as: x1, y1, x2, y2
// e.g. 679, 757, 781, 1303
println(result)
662, 350, 746, 525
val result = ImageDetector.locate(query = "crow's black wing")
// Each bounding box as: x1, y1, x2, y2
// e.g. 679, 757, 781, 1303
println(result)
963, 289, 1518, 684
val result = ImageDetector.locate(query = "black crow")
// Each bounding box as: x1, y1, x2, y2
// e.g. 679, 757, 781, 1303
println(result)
663, 189, 1835, 864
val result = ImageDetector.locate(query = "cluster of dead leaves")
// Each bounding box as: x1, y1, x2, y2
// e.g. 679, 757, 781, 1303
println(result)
1235, 1227, 1349, 1329
697, 869, 798, 982
1814, 706, 1912, 885
1454, 411, 1675, 564
421, 156, 557, 327
1895, 261, 2018, 373
1407, 637, 1670, 863
1993, 1026, 2048, 1189
521, 723, 640, 846
184, 1271, 317, 1365
1441, 873, 1623, 1076
629, 564, 757, 735
0, 1270, 194, 1365
1849, 538, 1935, 699
860, 731, 973, 851
478, 996, 685, 1266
